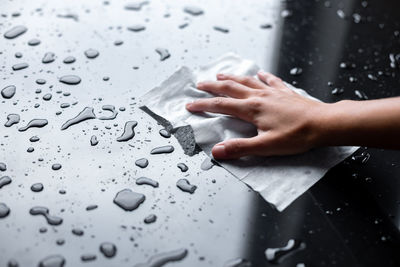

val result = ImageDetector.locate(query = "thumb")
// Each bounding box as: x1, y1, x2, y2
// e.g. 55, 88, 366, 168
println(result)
212, 137, 263, 159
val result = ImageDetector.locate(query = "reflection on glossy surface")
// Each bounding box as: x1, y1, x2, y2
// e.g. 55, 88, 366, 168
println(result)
0, 0, 399, 266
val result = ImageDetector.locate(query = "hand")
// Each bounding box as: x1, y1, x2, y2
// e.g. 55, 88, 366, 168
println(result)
185, 71, 329, 159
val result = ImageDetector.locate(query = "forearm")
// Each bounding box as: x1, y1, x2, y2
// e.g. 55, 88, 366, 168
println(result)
314, 97, 400, 149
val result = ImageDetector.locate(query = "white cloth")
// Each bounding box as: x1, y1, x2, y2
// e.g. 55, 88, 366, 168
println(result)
141, 53, 358, 211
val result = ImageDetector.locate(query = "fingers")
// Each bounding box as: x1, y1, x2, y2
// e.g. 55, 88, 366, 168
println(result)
257, 71, 288, 90
197, 80, 252, 99
186, 97, 251, 121
212, 135, 269, 159
216, 73, 268, 90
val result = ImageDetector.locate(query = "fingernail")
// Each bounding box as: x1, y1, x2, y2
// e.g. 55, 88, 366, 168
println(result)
217, 73, 225, 79
257, 70, 266, 75
212, 144, 227, 158
185, 102, 193, 109
197, 82, 204, 88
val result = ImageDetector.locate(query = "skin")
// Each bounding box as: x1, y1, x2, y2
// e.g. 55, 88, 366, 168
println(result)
185, 71, 400, 160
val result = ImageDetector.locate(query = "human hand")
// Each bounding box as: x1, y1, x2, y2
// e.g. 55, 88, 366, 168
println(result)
186, 71, 329, 159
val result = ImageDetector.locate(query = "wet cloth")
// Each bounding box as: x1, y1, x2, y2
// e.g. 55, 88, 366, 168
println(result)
141, 53, 358, 211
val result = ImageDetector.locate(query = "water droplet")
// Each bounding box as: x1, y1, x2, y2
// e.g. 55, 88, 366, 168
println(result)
0, 203, 10, 218
29, 206, 63, 225
39, 227, 47, 233
42, 52, 56, 63
29, 136, 40, 142
135, 158, 149, 168
36, 79, 46, 85
116, 121, 138, 142
99, 105, 118, 120
200, 158, 215, 170
133, 248, 188, 267
224, 258, 252, 267
42, 93, 52, 101
4, 114, 20, 127
337, 9, 346, 19
72, 228, 84, 236
281, 9, 293, 18
265, 239, 306, 264
59, 75, 81, 85
100, 242, 117, 258
31, 183, 44, 192
4, 25, 27, 39
124, 1, 148, 11
52, 163, 62, 170
12, 63, 29, 71
351, 151, 370, 164
354, 90, 368, 100
1, 85, 16, 99
183, 6, 204, 16
213, 26, 229, 33
114, 40, 123, 46
27, 147, 34, 153
84, 49, 99, 59
155, 48, 170, 61
38, 255, 65, 267
159, 129, 171, 138
56, 239, 65, 246
90, 135, 99, 146
7, 259, 18, 267
61, 107, 96, 130
60, 103, 70, 108
177, 163, 188, 172
260, 23, 272, 29
290, 67, 303, 76
176, 179, 197, 194
0, 163, 6, 171
28, 38, 41, 46
81, 254, 96, 262
136, 177, 159, 188
63, 56, 76, 64
113, 189, 145, 211
18, 119, 48, 131
150, 145, 174, 154
331, 88, 344, 95
127, 24, 146, 32
15, 52, 23, 58
86, 204, 98, 211
144, 214, 157, 224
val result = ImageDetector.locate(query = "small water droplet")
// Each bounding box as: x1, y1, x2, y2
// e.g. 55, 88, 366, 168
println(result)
36, 79, 46, 85
4, 114, 20, 127
61, 107, 96, 130
90, 135, 99, 146
18, 119, 48, 132
84, 49, 99, 59
52, 163, 62, 170
116, 121, 138, 142
42, 52, 56, 63
127, 24, 146, 32
30, 206, 63, 225
177, 163, 188, 172
99, 105, 118, 120
31, 183, 44, 192
12, 63, 29, 71
72, 228, 84, 236
38, 255, 65, 267
155, 48, 170, 61
59, 75, 81, 85
135, 158, 149, 168
86, 204, 98, 211
42, 93, 52, 101
100, 242, 117, 258
133, 248, 188, 267
81, 254, 96, 262
63, 56, 76, 64
213, 26, 229, 33
0, 203, 10, 218
183, 6, 204, 16
28, 38, 41, 46
265, 239, 306, 264
144, 214, 157, 224
150, 145, 174, 154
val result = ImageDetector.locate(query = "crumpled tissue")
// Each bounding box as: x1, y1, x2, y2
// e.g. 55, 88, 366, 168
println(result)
141, 53, 358, 211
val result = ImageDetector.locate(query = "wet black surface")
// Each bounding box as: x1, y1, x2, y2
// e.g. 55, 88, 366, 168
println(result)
0, 0, 400, 266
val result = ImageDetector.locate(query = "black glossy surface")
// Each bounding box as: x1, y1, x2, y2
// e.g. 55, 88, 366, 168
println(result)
0, 0, 399, 266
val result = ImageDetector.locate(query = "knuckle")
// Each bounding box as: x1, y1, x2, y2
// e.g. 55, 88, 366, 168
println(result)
269, 77, 282, 85
212, 97, 226, 106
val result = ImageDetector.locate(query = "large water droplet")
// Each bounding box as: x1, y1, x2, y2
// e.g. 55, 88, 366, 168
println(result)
133, 248, 188, 267
12, 63, 29, 71
61, 107, 96, 130
176, 179, 197, 194
42, 52, 56, 64
0, 203, 10, 218
100, 242, 117, 258
265, 239, 306, 264
150, 145, 174, 154
29, 206, 63, 225
116, 121, 138, 142
4, 25, 27, 39
1, 85, 16, 99
98, 105, 118, 120
38, 255, 65, 267
136, 177, 159, 188
135, 158, 149, 168
4, 114, 20, 127
155, 48, 170, 61
127, 24, 146, 32
59, 75, 81, 85
113, 189, 145, 211
52, 163, 62, 170
183, 6, 204, 16
18, 119, 48, 132
84, 49, 99, 59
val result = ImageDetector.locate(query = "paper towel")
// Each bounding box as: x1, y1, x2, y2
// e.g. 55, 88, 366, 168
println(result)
141, 53, 358, 211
